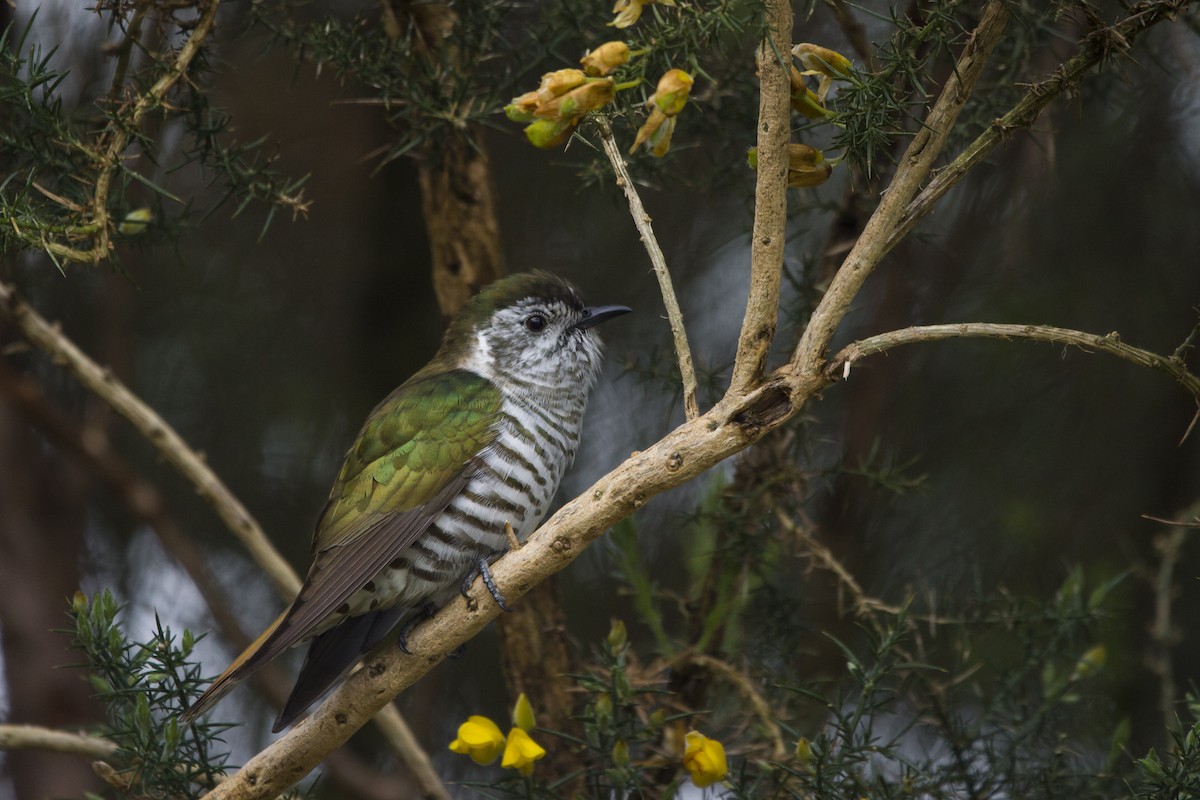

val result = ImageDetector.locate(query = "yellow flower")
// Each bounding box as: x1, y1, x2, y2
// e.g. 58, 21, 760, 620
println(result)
683, 731, 728, 789
501, 726, 546, 776
629, 69, 692, 157
792, 43, 852, 104
117, 207, 153, 236
581, 41, 631, 76
534, 79, 616, 122
1070, 644, 1107, 681
536, 68, 588, 105
789, 68, 835, 119
629, 106, 675, 156
609, 0, 675, 29
746, 144, 833, 188
449, 715, 506, 765
651, 69, 693, 116
793, 43, 852, 78
524, 117, 579, 149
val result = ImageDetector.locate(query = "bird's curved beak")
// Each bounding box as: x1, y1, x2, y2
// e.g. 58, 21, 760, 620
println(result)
573, 304, 632, 331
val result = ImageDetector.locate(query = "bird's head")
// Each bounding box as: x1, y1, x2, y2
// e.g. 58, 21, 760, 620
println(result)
440, 272, 630, 396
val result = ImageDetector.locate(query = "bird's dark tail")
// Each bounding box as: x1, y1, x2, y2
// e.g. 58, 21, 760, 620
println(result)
180, 609, 288, 726
271, 606, 407, 732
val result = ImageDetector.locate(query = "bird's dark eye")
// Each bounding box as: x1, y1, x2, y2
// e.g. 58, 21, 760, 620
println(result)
523, 314, 547, 333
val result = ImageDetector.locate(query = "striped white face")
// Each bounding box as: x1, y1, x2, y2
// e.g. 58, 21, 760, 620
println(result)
468, 295, 607, 397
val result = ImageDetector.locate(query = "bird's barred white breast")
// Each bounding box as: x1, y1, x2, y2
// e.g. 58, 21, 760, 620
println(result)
346, 391, 586, 616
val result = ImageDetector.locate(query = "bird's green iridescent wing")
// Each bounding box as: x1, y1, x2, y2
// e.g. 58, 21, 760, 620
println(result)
315, 368, 502, 550
249, 369, 500, 661
181, 369, 501, 722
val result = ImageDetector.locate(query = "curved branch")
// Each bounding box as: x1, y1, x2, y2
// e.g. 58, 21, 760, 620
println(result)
828, 322, 1200, 400
594, 116, 699, 419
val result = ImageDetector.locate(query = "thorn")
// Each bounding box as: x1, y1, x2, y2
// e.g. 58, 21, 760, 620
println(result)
505, 520, 521, 551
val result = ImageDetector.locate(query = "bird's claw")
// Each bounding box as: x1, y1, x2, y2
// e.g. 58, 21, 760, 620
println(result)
459, 556, 512, 613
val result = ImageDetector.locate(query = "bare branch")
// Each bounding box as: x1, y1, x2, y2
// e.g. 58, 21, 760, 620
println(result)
728, 0, 792, 396
828, 323, 1200, 401
792, 0, 1011, 375
594, 115, 699, 419
0, 725, 117, 760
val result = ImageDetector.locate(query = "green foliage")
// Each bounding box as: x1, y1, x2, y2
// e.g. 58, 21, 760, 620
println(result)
0, 4, 308, 264
1135, 697, 1200, 799
69, 590, 235, 799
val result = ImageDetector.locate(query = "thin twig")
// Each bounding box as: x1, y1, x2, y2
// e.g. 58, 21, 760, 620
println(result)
771, 506, 902, 622
1146, 504, 1200, 736
0, 281, 450, 800
728, 0, 793, 396
87, 0, 223, 265
594, 116, 699, 419
828, 323, 1200, 401
792, 0, 1011, 375
671, 652, 788, 760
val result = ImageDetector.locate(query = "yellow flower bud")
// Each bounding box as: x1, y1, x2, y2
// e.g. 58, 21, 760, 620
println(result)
747, 144, 832, 188
609, 0, 675, 29
607, 618, 628, 652
793, 43, 852, 78
536, 68, 587, 105
501, 727, 546, 776
612, 738, 631, 767
581, 41, 630, 76
505, 104, 535, 123
785, 143, 832, 188
505, 90, 541, 122
790, 68, 834, 119
794, 736, 815, 772
1071, 644, 1107, 681
629, 106, 676, 156
512, 692, 536, 733
649, 116, 676, 157
449, 715, 505, 765
793, 44, 852, 104
683, 731, 728, 789
652, 69, 693, 116
118, 207, 153, 236
535, 79, 616, 122
524, 117, 579, 149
